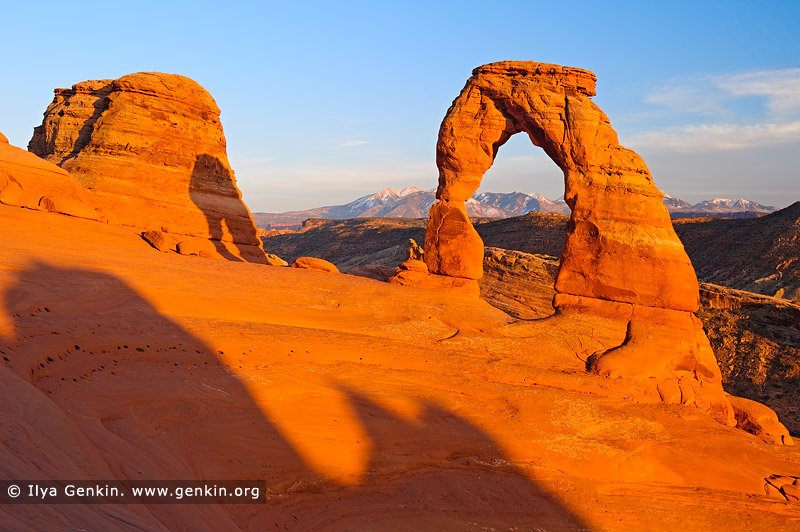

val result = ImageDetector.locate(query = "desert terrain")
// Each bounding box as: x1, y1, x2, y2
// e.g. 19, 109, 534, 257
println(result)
4, 200, 800, 531
1, 62, 799, 532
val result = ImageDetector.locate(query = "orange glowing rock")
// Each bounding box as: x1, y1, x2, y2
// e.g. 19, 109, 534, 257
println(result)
0, 132, 102, 220
430, 61, 696, 309
423, 200, 484, 280
291, 256, 340, 273
29, 73, 265, 263
389, 269, 480, 297
424, 61, 785, 431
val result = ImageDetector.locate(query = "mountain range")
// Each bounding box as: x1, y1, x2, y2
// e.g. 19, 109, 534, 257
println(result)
253, 187, 776, 228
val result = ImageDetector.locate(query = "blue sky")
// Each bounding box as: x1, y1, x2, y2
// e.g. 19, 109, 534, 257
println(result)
2, 1, 798, 211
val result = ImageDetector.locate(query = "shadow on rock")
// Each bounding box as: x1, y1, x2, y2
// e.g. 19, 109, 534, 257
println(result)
0, 261, 589, 530
189, 154, 263, 263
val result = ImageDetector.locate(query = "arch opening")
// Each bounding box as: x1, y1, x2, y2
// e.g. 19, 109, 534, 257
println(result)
476, 133, 567, 216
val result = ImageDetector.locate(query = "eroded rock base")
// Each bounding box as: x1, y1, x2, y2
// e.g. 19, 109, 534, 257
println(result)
389, 269, 480, 298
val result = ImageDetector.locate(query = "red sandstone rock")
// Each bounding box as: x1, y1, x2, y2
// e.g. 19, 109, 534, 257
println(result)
141, 230, 178, 253
405, 238, 424, 261
728, 395, 794, 445
291, 257, 340, 273
0, 132, 102, 220
265, 253, 289, 267
389, 269, 480, 297
424, 61, 790, 435
28, 73, 265, 263
346, 264, 399, 281
176, 238, 216, 258
398, 259, 429, 273
765, 475, 800, 502
424, 200, 484, 280
429, 61, 697, 310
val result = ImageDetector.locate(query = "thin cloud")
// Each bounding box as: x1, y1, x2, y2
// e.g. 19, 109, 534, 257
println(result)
718, 68, 800, 118
335, 140, 371, 149
626, 120, 800, 152
644, 83, 728, 116
645, 68, 800, 118
634, 68, 800, 152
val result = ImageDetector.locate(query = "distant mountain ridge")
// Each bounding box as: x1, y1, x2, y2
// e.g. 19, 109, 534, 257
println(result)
668, 195, 776, 216
253, 188, 569, 228
252, 187, 776, 228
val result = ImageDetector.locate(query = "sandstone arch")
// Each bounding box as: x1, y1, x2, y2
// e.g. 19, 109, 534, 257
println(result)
427, 61, 697, 310
425, 62, 742, 426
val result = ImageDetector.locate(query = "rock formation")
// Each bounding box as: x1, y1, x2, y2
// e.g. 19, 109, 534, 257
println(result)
698, 283, 800, 436
265, 253, 289, 267
395, 239, 428, 274
29, 72, 265, 262
480, 247, 559, 320
0, 132, 102, 220
291, 257, 340, 273
421, 61, 780, 432
4, 192, 800, 530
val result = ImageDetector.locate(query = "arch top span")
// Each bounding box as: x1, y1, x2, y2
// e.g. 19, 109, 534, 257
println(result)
437, 61, 623, 204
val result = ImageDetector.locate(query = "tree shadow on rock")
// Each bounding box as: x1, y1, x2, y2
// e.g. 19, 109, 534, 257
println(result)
304, 385, 591, 531
0, 261, 309, 529
0, 262, 588, 531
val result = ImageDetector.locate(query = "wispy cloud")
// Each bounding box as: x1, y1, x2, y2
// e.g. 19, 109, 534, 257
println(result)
632, 68, 800, 152
645, 68, 800, 119
644, 82, 729, 116
717, 68, 800, 118
335, 140, 371, 149
627, 120, 800, 152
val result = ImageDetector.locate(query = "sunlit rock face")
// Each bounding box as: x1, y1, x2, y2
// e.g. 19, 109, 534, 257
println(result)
29, 72, 265, 263
424, 61, 778, 430
429, 61, 697, 309
0, 131, 102, 220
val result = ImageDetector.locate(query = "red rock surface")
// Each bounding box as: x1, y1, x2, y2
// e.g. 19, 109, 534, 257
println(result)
291, 256, 340, 273
29, 72, 265, 263
423, 200, 484, 280
0, 132, 102, 220
429, 61, 696, 309
2, 202, 800, 530
422, 61, 755, 428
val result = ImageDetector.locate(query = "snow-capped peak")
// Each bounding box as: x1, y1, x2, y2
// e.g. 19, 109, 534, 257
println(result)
346, 188, 401, 212
710, 197, 735, 206
398, 186, 423, 197
371, 188, 400, 200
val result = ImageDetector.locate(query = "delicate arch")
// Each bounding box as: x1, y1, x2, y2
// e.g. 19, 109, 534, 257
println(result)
413, 62, 799, 435
425, 61, 698, 313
